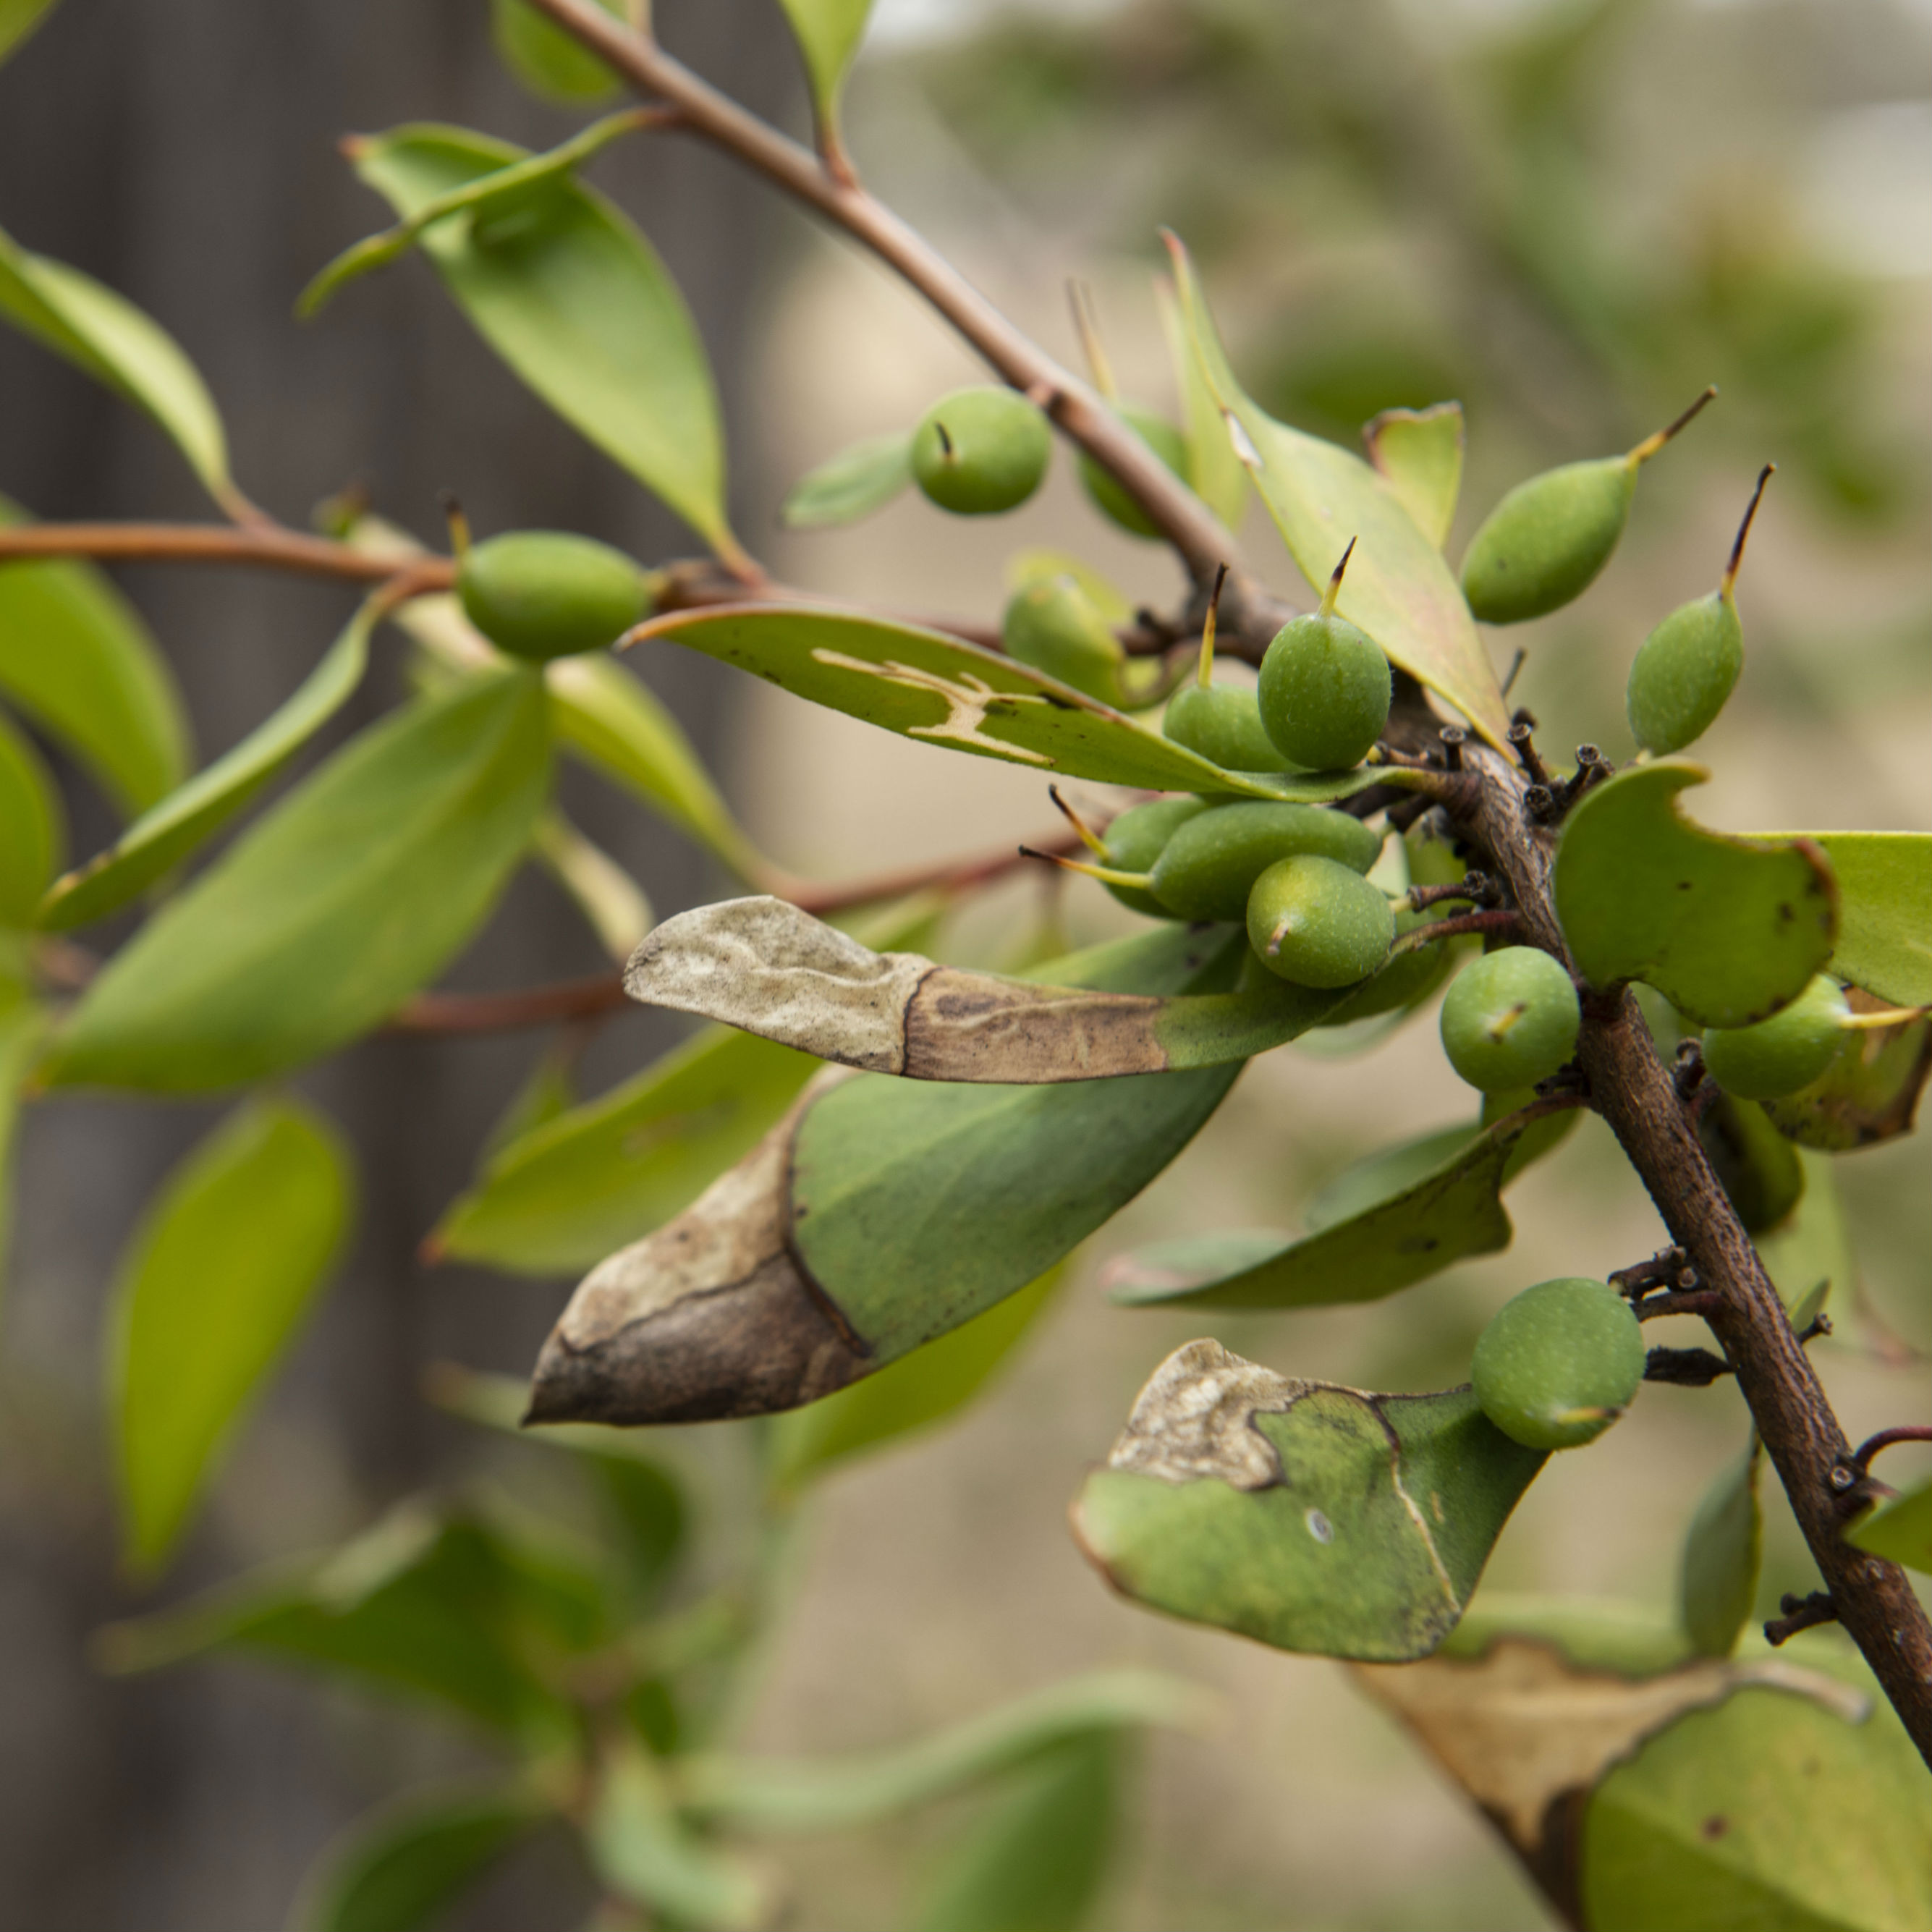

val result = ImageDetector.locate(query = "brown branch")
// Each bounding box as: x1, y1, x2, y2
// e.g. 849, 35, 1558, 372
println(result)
0, 521, 454, 586
1452, 746, 1932, 1765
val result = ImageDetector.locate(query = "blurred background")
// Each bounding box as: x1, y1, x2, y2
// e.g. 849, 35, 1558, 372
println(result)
3, 0, 1931, 1925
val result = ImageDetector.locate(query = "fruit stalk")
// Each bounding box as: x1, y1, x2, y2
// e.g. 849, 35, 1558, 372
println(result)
1454, 742, 1932, 1764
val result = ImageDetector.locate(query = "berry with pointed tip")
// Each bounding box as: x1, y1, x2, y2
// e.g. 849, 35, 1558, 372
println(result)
1098, 797, 1205, 920
1439, 946, 1580, 1093
1163, 684, 1295, 774
1473, 1276, 1644, 1451
1701, 975, 1850, 1100
1078, 404, 1187, 539
1257, 543, 1391, 771
1245, 853, 1395, 988
911, 387, 1051, 515
457, 530, 651, 661
1151, 801, 1382, 923
1460, 387, 1716, 625
1002, 575, 1126, 705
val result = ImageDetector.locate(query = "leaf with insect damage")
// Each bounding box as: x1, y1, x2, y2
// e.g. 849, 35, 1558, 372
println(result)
1761, 831, 1932, 1007
1759, 999, 1932, 1153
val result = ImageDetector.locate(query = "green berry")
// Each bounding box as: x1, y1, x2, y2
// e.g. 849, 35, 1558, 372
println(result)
1256, 613, 1391, 771
1472, 1276, 1644, 1451
457, 530, 651, 661
1439, 946, 1580, 1093
1315, 905, 1459, 1025
1078, 404, 1187, 539
1245, 854, 1395, 988
1701, 975, 1849, 1100
1001, 575, 1125, 705
1150, 800, 1382, 924
1098, 797, 1205, 920
1460, 457, 1637, 627
1161, 681, 1295, 774
911, 387, 1051, 515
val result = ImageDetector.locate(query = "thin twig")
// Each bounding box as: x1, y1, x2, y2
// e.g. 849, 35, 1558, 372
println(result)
0, 521, 453, 585
1766, 1591, 1838, 1647
1853, 1425, 1932, 1473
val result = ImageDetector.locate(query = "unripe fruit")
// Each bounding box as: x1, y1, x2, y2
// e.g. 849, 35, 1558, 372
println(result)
1246, 854, 1395, 988
1151, 800, 1382, 924
1002, 575, 1125, 705
1098, 797, 1205, 920
1162, 682, 1295, 774
457, 530, 650, 661
1472, 1276, 1644, 1451
1257, 543, 1391, 771
1316, 905, 1458, 1025
1078, 404, 1187, 539
1439, 946, 1580, 1093
911, 387, 1051, 515
1460, 387, 1716, 625
1626, 465, 1772, 755
1701, 974, 1850, 1100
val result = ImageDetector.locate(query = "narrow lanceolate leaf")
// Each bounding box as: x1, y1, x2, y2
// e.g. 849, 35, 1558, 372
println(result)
1759, 1004, 1932, 1152
0, 705, 62, 925
1072, 1340, 1544, 1661
1554, 760, 1836, 1028
0, 499, 190, 817
776, 0, 874, 146
1678, 1441, 1762, 1658
1164, 234, 1509, 747
1102, 1106, 1575, 1311
350, 125, 738, 562
0, 226, 238, 512
1755, 832, 1932, 1007
41, 670, 550, 1093
621, 896, 1360, 1082
0, 0, 59, 67
781, 431, 912, 529
528, 925, 1246, 1426
110, 1097, 353, 1575
626, 606, 1391, 800
1155, 274, 1247, 533
292, 1784, 548, 1932
1847, 1478, 1932, 1575
1363, 403, 1465, 550
38, 594, 376, 931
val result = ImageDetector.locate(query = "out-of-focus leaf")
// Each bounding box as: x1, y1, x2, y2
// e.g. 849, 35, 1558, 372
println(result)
1756, 1147, 1854, 1319
98, 1503, 599, 1738
1678, 1441, 1762, 1659
0, 226, 238, 512
1554, 760, 1836, 1028
482, 1039, 580, 1164
776, 0, 874, 146
1155, 274, 1248, 534
42, 669, 550, 1092
679, 1669, 1211, 1832
915, 1732, 1117, 1932
0, 499, 190, 817
292, 1784, 549, 1932
1102, 1105, 1574, 1311
38, 593, 375, 931
1697, 1093, 1804, 1236
0, 704, 62, 923
0, 1003, 45, 1289
1165, 234, 1509, 747
528, 926, 1246, 1425
350, 125, 739, 562
1073, 1342, 1545, 1662
781, 431, 911, 529
490, 0, 623, 104
625, 605, 1390, 799
110, 1096, 353, 1575
1004, 549, 1132, 624
533, 811, 651, 964
0, 0, 61, 65
767, 1266, 1062, 1493
1847, 1479, 1932, 1575
1762, 832, 1932, 1007
1363, 402, 1465, 549
1760, 1006, 1932, 1153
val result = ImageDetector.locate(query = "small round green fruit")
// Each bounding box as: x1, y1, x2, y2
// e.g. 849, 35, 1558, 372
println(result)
1098, 797, 1205, 920
457, 530, 651, 661
1001, 575, 1125, 704
1472, 1276, 1644, 1451
911, 387, 1051, 515
1439, 946, 1580, 1093
1701, 975, 1850, 1100
1151, 801, 1382, 924
1077, 404, 1187, 539
1161, 681, 1295, 774
1245, 854, 1395, 988
1460, 458, 1637, 627
1257, 613, 1391, 771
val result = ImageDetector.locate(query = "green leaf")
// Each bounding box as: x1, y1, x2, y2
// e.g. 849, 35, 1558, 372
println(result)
490, 0, 623, 104
1697, 1093, 1804, 1236
0, 703, 62, 925
1154, 274, 1247, 533
1102, 1104, 1575, 1311
1678, 1441, 1762, 1659
1363, 403, 1465, 550
679, 1669, 1211, 1833
0, 0, 61, 66
432, 1025, 818, 1276
1553, 760, 1836, 1028
766, 1266, 1063, 1493
1780, 833, 1932, 1006
110, 1096, 353, 1575
349, 124, 738, 562
0, 226, 240, 512
916, 1733, 1118, 1932
781, 431, 912, 529
627, 605, 1391, 800
41, 669, 550, 1092
1164, 234, 1509, 747
0, 499, 190, 817
776, 0, 874, 145
1760, 1009, 1932, 1153
0, 1003, 46, 1291
1756, 1147, 1855, 1319
1846, 1478, 1932, 1575
1072, 1342, 1544, 1661
38, 593, 375, 931
293, 1785, 548, 1932
533, 811, 651, 964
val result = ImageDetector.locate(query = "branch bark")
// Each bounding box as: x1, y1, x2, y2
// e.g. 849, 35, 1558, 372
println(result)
1453, 743, 1932, 1765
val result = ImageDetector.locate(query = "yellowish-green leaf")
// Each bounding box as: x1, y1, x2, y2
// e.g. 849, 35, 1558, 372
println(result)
776, 0, 874, 148
110, 1096, 353, 1574
533, 811, 651, 963
1756, 832, 1932, 1007
781, 431, 911, 529
1847, 1478, 1932, 1575
0, 704, 62, 925
0, 0, 59, 65
1363, 403, 1465, 550
490, 0, 624, 103
1154, 274, 1247, 533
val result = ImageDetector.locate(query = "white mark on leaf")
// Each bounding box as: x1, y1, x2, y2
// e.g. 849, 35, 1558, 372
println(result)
1305, 1507, 1334, 1545
812, 650, 1053, 766
1224, 410, 1263, 473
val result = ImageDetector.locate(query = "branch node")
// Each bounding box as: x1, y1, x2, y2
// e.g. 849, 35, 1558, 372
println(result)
1766, 1591, 1838, 1647
1643, 1343, 1733, 1385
